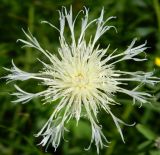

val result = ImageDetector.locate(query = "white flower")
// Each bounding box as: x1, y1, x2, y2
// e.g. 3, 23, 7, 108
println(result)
4, 6, 160, 154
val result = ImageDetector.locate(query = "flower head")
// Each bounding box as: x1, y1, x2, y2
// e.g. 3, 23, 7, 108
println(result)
4, 6, 160, 154
155, 57, 160, 67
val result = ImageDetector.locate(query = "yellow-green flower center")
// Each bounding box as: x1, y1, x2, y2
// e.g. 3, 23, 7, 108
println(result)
73, 72, 89, 89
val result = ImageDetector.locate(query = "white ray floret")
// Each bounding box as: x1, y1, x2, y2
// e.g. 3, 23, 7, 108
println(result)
4, 6, 160, 154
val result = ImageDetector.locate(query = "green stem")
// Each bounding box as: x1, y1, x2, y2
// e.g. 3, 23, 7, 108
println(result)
25, 5, 35, 70
153, 0, 160, 32
105, 103, 133, 155
105, 140, 116, 155
141, 109, 152, 124
28, 5, 34, 33
122, 104, 134, 120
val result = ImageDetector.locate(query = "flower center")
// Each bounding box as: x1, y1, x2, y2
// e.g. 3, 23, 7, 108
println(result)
73, 72, 89, 89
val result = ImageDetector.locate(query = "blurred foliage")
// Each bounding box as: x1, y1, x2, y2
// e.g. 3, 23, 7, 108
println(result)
0, 0, 160, 155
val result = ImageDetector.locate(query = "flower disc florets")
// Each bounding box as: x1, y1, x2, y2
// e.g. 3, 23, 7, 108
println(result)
4, 6, 160, 154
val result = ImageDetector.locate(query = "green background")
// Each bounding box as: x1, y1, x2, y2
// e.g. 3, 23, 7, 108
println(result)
0, 0, 160, 155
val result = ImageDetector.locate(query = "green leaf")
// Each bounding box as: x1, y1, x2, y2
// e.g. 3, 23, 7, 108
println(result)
138, 140, 152, 150
149, 150, 160, 155
73, 120, 91, 139
136, 124, 157, 140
